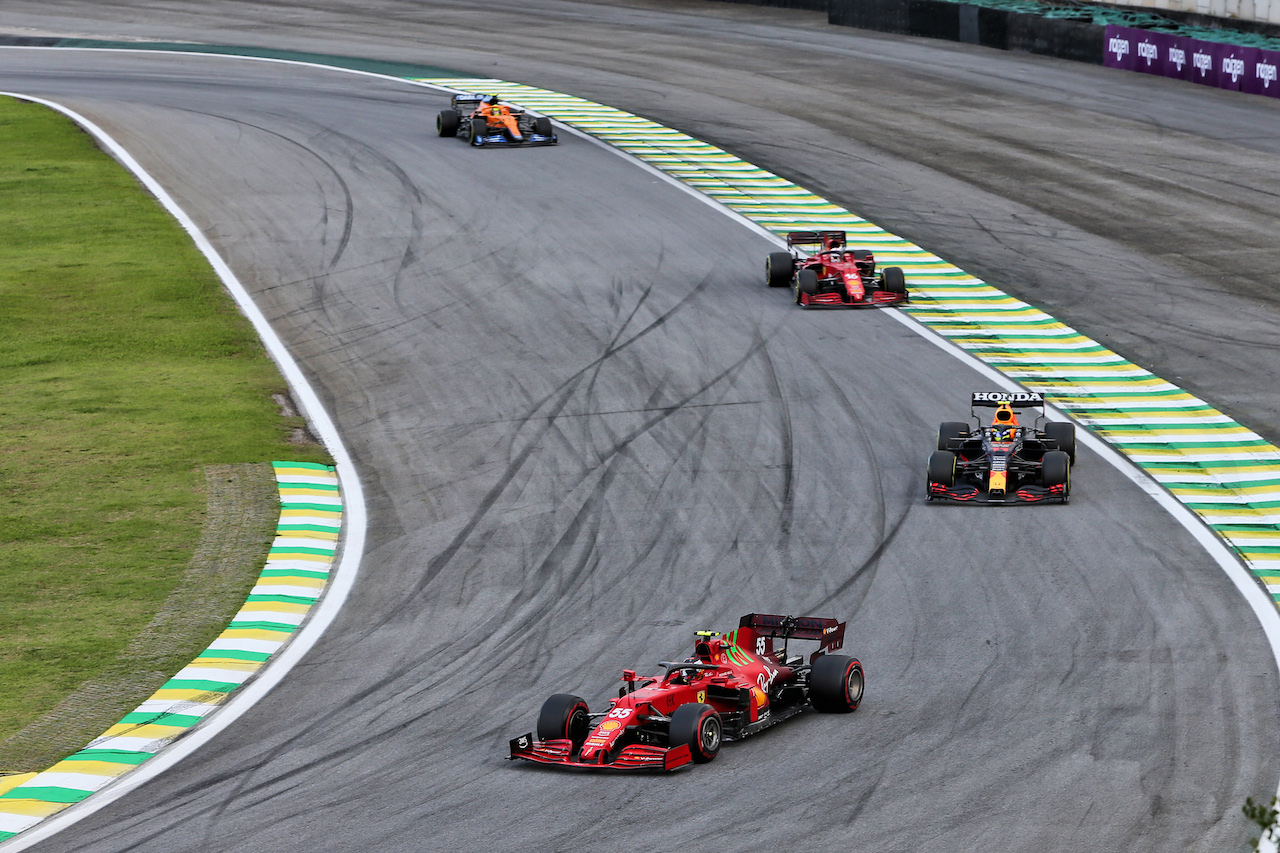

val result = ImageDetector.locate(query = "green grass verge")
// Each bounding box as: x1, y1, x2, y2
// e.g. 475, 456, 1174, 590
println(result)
0, 96, 331, 751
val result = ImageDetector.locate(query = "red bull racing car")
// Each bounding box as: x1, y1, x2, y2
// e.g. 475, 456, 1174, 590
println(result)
927, 391, 1076, 504
509, 613, 864, 772
436, 93, 558, 147
765, 230, 908, 308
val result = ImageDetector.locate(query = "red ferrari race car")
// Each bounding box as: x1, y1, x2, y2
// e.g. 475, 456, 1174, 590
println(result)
765, 230, 908, 308
927, 391, 1076, 504
436, 93, 558, 147
509, 613, 864, 772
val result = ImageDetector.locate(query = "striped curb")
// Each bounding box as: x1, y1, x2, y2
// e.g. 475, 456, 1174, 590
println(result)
0, 462, 341, 842
421, 76, 1280, 602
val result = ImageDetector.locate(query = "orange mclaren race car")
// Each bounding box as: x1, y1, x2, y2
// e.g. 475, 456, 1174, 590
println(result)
509, 614, 863, 772
436, 93, 558, 147
927, 391, 1076, 504
766, 230, 908, 307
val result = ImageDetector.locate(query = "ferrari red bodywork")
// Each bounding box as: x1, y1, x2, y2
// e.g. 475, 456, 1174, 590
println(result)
509, 613, 864, 772
766, 230, 909, 308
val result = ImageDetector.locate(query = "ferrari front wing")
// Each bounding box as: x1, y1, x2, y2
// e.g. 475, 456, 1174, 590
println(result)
508, 734, 692, 772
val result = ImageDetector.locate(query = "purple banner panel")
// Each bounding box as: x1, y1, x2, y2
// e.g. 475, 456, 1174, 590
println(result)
1104, 26, 1139, 71
1163, 35, 1192, 80
1188, 40, 1220, 87
1216, 44, 1253, 91
1244, 48, 1280, 97
1134, 30, 1168, 75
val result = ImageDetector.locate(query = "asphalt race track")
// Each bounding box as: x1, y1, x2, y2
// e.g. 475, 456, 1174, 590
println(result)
0, 2, 1278, 851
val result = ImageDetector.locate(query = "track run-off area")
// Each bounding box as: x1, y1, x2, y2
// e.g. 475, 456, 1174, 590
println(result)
1, 1, 1280, 850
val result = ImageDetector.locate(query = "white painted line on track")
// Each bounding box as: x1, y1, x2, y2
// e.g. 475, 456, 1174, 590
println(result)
0, 90, 367, 851
3, 47, 1279, 849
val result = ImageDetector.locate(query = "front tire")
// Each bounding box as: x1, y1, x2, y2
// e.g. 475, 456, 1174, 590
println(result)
928, 450, 956, 488
669, 703, 722, 763
1042, 450, 1070, 500
533, 116, 553, 136
881, 266, 906, 294
467, 117, 488, 146
537, 694, 590, 748
766, 252, 794, 287
436, 109, 460, 137
810, 654, 864, 713
797, 268, 819, 296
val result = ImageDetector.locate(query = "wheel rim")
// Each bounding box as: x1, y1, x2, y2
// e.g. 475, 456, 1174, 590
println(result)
700, 715, 722, 753
846, 666, 864, 706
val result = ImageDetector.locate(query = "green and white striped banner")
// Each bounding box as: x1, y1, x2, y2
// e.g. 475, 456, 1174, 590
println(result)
0, 462, 341, 841
422, 77, 1280, 599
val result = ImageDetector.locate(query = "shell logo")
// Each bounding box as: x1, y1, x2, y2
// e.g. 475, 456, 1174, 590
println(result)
696, 691, 706, 703
599, 720, 620, 732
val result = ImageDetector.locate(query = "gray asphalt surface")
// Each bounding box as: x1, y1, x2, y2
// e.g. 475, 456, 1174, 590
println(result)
0, 3, 1277, 851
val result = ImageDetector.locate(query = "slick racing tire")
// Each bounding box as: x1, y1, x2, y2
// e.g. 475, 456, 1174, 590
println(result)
797, 268, 820, 296
533, 116, 553, 136
1042, 450, 1071, 500
766, 252, 794, 287
537, 694, 590, 748
937, 421, 968, 451
436, 109, 460, 137
467, 117, 488, 146
670, 703, 722, 763
881, 266, 907, 294
928, 450, 957, 488
1043, 421, 1077, 465
810, 654, 865, 713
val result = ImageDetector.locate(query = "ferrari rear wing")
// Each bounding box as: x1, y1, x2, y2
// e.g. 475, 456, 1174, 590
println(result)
785, 230, 846, 248
738, 613, 845, 655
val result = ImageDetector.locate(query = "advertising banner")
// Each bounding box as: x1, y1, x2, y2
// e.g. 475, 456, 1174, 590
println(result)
1104, 25, 1280, 100
1163, 35, 1192, 80
1215, 44, 1254, 90
1244, 48, 1280, 97
1188, 40, 1220, 86
1133, 30, 1168, 75
1104, 26, 1138, 70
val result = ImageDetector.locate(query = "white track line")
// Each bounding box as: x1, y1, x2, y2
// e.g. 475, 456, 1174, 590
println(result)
0, 89, 367, 851
3, 46, 1278, 849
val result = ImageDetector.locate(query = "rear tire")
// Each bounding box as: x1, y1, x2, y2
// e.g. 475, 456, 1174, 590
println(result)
1044, 421, 1076, 465
810, 654, 864, 713
467, 117, 488, 146
767, 252, 794, 287
669, 703, 722, 763
537, 694, 590, 748
928, 450, 956, 488
881, 266, 906, 294
1042, 450, 1070, 498
937, 421, 968, 451
436, 109, 460, 137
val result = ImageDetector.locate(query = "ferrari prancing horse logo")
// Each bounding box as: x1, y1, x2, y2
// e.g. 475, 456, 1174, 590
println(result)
696, 690, 705, 703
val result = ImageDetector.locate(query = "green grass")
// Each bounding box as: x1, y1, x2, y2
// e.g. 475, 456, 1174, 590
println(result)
0, 96, 331, 749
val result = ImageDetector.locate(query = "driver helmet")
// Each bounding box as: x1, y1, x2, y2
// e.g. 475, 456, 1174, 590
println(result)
990, 404, 1019, 441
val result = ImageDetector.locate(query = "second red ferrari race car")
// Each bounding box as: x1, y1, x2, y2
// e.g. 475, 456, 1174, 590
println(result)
766, 230, 908, 307
509, 613, 864, 771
